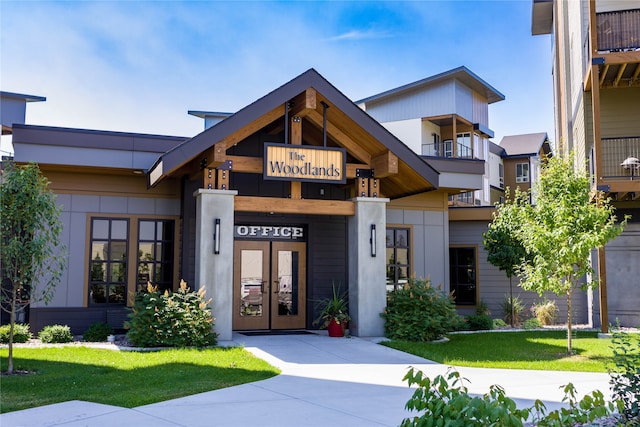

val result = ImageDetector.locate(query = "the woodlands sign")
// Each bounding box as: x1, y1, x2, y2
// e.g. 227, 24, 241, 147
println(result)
264, 143, 346, 184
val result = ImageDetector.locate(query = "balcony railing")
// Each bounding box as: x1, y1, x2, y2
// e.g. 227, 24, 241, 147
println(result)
597, 9, 640, 52
422, 140, 474, 158
601, 136, 640, 179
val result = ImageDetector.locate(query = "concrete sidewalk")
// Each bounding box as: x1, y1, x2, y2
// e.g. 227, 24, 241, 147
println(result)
1, 332, 611, 427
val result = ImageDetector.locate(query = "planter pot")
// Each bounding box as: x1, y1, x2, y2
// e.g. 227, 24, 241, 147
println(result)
327, 319, 345, 337
107, 335, 116, 343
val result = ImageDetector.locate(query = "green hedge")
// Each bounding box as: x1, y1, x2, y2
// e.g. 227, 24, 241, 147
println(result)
381, 278, 460, 342
38, 324, 73, 343
0, 323, 32, 343
126, 280, 217, 348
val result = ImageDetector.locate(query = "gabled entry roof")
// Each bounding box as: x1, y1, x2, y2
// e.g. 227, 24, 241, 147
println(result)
148, 68, 440, 198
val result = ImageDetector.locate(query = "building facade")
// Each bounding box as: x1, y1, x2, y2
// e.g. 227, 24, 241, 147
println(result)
3, 70, 490, 338
532, 0, 640, 327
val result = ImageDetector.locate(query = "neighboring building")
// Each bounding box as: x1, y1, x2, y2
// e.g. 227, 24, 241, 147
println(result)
1, 91, 46, 136
357, 66, 502, 209
3, 69, 489, 338
499, 132, 553, 203
358, 70, 586, 320
532, 0, 640, 327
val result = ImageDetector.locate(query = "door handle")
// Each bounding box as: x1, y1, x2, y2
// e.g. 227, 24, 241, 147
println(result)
273, 280, 279, 294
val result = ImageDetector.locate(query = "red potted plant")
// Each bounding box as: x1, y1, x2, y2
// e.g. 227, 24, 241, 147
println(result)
315, 284, 351, 337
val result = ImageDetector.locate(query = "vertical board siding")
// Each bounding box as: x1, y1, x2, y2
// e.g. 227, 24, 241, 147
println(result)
449, 221, 589, 324
472, 92, 489, 127
453, 81, 473, 121
365, 81, 455, 123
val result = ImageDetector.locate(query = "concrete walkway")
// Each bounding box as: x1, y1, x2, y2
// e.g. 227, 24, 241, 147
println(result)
1, 332, 611, 427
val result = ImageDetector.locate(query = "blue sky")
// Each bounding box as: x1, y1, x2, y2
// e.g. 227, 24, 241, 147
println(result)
1, 0, 553, 154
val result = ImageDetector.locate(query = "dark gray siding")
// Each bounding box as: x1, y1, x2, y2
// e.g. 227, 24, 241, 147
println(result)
450, 220, 589, 324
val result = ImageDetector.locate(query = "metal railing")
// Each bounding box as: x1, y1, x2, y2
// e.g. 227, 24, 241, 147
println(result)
597, 9, 640, 52
601, 136, 640, 179
422, 140, 474, 158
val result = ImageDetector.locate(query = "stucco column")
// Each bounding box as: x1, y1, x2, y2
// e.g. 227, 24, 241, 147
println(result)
194, 189, 237, 341
348, 197, 389, 337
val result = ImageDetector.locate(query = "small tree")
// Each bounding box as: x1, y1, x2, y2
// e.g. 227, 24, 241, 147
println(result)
510, 155, 625, 354
1, 162, 65, 374
483, 188, 532, 327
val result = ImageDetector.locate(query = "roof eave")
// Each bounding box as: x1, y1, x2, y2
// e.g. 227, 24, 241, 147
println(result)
532, 0, 553, 36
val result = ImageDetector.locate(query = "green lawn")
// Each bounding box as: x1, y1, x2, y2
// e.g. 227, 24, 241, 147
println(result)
1, 346, 280, 413
382, 330, 615, 372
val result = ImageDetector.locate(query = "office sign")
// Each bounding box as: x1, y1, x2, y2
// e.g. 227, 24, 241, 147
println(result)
264, 143, 346, 184
234, 225, 305, 240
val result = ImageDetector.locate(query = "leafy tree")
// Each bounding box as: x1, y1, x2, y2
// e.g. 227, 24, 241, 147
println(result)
507, 155, 626, 354
483, 188, 532, 326
1, 162, 65, 374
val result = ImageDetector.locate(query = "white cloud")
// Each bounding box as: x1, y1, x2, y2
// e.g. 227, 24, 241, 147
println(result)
328, 29, 393, 42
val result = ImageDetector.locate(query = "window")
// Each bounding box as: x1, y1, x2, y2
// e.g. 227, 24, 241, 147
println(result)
386, 228, 410, 292
88, 216, 177, 305
449, 247, 477, 306
443, 140, 453, 157
499, 163, 504, 188
137, 220, 175, 293
516, 162, 530, 183
89, 218, 129, 305
456, 132, 472, 157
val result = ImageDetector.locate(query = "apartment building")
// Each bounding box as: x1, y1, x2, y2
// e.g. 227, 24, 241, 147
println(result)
358, 69, 588, 320
532, 0, 640, 327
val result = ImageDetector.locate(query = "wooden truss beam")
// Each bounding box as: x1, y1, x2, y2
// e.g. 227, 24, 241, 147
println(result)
614, 63, 627, 87
372, 151, 398, 178
306, 109, 372, 165
235, 196, 355, 216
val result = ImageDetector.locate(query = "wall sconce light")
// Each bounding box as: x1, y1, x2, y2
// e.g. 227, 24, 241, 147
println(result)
213, 218, 221, 254
370, 224, 376, 257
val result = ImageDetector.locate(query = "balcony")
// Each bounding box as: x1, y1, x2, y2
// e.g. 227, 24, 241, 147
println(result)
597, 136, 640, 200
422, 140, 474, 159
601, 136, 640, 179
597, 9, 640, 53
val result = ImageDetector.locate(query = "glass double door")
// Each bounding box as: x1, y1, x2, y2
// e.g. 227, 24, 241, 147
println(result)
233, 241, 306, 330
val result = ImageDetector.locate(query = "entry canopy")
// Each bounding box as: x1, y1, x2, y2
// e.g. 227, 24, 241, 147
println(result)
148, 68, 439, 199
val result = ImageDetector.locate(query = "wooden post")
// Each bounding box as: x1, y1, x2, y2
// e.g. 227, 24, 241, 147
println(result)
598, 247, 609, 333
452, 115, 457, 157
589, 0, 608, 333
290, 116, 302, 199
203, 168, 214, 190
217, 168, 229, 190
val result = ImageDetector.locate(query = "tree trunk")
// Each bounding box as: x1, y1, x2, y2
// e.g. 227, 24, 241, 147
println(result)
566, 289, 573, 355
509, 276, 514, 328
7, 286, 16, 375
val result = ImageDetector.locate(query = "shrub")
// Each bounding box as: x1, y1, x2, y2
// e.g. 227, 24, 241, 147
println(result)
126, 280, 217, 348
381, 278, 459, 342
465, 314, 494, 331
83, 322, 114, 342
38, 324, 73, 343
402, 367, 532, 426
531, 299, 558, 326
493, 318, 508, 329
609, 327, 640, 423
402, 367, 617, 427
0, 323, 32, 343
502, 295, 525, 326
523, 318, 543, 330
475, 299, 491, 316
